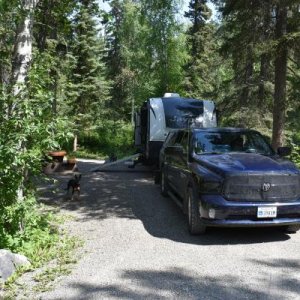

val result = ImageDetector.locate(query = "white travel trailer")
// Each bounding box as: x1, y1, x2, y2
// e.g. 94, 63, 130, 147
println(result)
134, 93, 217, 165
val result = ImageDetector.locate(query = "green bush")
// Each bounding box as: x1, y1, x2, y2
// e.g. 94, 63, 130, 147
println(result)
290, 143, 300, 168
286, 132, 300, 168
0, 196, 60, 265
0, 51, 72, 262
74, 121, 135, 159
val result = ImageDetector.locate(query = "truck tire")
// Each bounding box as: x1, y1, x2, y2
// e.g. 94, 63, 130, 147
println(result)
187, 185, 206, 235
160, 168, 169, 197
285, 225, 300, 233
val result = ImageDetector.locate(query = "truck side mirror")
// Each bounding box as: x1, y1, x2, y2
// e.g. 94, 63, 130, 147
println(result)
277, 147, 291, 157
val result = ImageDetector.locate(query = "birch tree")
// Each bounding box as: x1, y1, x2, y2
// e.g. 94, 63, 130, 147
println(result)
11, 0, 39, 101
10, 0, 39, 201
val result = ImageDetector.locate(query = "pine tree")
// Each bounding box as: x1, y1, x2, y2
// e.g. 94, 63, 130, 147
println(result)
215, 0, 300, 147
213, 1, 275, 129
104, 0, 129, 122
183, 0, 220, 99
70, 0, 110, 150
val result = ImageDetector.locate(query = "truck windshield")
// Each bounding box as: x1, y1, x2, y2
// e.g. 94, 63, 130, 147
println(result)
162, 98, 204, 129
194, 131, 275, 156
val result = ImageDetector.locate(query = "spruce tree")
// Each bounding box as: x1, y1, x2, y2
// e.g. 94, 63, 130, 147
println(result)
183, 0, 219, 99
70, 0, 110, 150
104, 0, 128, 122
215, 0, 300, 146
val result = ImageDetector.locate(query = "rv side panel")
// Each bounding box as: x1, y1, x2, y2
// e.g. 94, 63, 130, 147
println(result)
203, 100, 217, 127
149, 98, 167, 142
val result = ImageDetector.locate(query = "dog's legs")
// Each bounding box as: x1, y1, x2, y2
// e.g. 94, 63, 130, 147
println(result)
72, 190, 80, 201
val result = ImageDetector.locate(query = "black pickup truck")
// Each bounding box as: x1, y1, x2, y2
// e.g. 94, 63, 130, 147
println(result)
160, 128, 300, 234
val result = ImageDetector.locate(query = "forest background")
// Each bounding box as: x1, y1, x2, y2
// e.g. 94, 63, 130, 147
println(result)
0, 0, 299, 269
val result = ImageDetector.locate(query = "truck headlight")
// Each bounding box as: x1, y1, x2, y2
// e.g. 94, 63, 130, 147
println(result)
208, 209, 216, 219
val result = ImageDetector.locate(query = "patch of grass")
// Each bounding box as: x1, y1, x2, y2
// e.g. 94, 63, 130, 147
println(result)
74, 149, 106, 160
33, 265, 72, 293
74, 147, 136, 160
3, 216, 83, 299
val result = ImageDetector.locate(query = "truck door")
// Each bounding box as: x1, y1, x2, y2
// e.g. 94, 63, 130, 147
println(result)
172, 132, 189, 199
166, 131, 185, 195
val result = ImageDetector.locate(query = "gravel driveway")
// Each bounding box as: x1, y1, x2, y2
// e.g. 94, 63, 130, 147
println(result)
39, 159, 300, 300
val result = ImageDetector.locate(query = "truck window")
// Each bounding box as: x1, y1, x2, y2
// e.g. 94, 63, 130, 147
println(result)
194, 131, 274, 156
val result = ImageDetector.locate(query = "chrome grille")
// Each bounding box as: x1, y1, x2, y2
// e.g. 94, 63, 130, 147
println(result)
223, 174, 300, 202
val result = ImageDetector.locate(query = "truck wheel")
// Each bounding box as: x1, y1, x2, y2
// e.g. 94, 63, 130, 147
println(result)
187, 186, 206, 235
160, 168, 169, 197
285, 225, 300, 233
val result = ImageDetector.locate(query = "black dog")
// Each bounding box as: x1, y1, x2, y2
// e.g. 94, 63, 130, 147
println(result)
66, 174, 81, 200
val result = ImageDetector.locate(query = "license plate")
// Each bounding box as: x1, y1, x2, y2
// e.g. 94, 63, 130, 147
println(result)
257, 207, 277, 218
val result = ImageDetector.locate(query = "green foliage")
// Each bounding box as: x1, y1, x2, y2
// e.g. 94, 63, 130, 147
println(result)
140, 0, 186, 97
287, 133, 300, 168
69, 0, 110, 131
290, 143, 300, 168
76, 120, 134, 158
214, 0, 300, 147
0, 50, 72, 256
1, 196, 57, 257
104, 0, 187, 122
4, 229, 82, 298
183, 1, 220, 99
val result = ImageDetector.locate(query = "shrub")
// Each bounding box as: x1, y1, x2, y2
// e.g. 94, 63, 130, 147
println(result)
73, 121, 135, 158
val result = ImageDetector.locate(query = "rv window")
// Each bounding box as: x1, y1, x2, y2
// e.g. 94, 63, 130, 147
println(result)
162, 98, 204, 129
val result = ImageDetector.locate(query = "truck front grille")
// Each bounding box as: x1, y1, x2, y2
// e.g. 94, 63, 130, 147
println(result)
223, 173, 300, 202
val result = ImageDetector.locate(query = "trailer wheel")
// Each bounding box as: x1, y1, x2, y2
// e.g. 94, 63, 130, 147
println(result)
160, 168, 169, 197
154, 170, 161, 184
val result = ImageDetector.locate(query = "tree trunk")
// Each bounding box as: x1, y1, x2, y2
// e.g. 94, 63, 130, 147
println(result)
11, 0, 39, 201
272, 4, 288, 150
11, 0, 39, 99
73, 134, 78, 152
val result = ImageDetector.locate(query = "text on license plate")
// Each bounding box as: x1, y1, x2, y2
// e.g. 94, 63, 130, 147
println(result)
257, 207, 277, 218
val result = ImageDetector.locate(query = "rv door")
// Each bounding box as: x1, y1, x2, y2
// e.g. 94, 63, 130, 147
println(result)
134, 112, 141, 146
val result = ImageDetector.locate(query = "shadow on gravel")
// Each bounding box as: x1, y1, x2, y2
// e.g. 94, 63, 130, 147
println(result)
250, 258, 300, 269
132, 193, 291, 245
247, 258, 300, 296
38, 164, 291, 246
38, 162, 156, 221
67, 264, 298, 300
